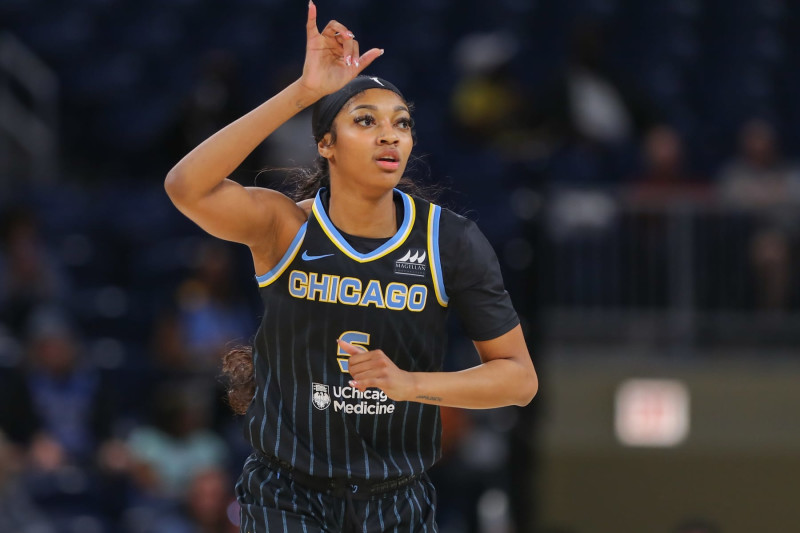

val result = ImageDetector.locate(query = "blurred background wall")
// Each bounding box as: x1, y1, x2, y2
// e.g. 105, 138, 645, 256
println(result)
1, 0, 799, 532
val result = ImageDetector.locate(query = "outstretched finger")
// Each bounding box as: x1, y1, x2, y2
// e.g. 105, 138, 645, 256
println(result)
355, 48, 385, 73
337, 339, 363, 356
306, 0, 319, 40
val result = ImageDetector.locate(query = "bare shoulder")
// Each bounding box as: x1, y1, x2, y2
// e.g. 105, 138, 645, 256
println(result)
246, 187, 307, 274
245, 187, 306, 223
297, 197, 314, 216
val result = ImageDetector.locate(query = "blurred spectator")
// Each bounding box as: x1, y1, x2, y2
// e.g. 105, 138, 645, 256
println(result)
430, 406, 516, 533
0, 208, 67, 336
626, 125, 710, 207
0, 429, 55, 533
621, 125, 709, 308
0, 306, 116, 469
152, 239, 253, 374
719, 118, 800, 209
162, 50, 264, 188
718, 118, 800, 310
450, 31, 534, 157
166, 50, 245, 162
533, 21, 659, 184
0, 306, 128, 528
150, 467, 239, 533
126, 384, 229, 501
259, 63, 318, 177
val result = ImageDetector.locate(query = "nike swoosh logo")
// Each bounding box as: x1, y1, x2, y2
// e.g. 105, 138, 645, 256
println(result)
302, 251, 334, 261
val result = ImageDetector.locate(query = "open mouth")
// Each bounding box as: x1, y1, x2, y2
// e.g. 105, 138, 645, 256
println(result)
376, 158, 400, 170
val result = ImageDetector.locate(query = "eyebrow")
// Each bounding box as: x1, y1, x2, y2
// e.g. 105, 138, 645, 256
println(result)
350, 104, 410, 113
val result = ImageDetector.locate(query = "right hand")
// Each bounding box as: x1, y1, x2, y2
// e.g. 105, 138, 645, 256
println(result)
299, 1, 384, 101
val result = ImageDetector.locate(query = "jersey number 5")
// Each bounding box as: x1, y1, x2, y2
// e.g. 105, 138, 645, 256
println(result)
337, 331, 370, 373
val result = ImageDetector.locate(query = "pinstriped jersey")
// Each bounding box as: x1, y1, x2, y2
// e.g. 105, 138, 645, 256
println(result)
244, 188, 450, 480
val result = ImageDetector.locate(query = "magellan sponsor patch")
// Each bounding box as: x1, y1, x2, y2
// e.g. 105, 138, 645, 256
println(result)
394, 248, 427, 277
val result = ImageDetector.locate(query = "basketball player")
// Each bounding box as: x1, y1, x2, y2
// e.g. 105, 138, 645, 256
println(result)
164, 2, 538, 531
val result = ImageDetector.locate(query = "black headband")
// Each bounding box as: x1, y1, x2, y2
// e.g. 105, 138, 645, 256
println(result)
311, 75, 404, 142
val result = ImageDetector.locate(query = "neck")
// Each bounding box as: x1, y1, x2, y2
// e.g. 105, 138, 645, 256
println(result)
327, 184, 397, 238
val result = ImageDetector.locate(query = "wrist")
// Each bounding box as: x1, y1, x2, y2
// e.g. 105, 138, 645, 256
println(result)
405, 372, 421, 402
291, 78, 325, 108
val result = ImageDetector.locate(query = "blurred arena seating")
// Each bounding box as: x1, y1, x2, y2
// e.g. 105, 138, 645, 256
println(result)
0, 0, 795, 181
2, 0, 800, 531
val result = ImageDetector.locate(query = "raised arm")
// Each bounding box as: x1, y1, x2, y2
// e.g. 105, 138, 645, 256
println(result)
164, 2, 383, 256
343, 324, 538, 408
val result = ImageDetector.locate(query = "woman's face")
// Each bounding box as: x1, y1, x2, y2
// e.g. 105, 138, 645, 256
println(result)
320, 88, 414, 193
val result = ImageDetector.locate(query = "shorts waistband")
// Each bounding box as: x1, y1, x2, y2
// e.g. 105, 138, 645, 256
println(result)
253, 451, 420, 499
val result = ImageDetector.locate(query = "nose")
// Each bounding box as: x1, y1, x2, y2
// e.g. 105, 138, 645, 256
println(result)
377, 119, 399, 145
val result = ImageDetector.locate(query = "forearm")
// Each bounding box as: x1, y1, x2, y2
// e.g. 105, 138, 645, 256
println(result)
345, 326, 538, 409
165, 79, 319, 201
408, 358, 537, 409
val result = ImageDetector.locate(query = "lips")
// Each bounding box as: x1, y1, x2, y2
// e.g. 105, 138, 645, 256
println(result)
375, 149, 400, 163
375, 149, 401, 170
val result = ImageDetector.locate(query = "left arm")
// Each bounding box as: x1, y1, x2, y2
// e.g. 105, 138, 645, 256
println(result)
343, 324, 538, 408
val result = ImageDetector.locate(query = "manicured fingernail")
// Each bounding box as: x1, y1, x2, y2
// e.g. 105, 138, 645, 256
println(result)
334, 31, 340, 36
354, 58, 360, 67
345, 55, 352, 66
349, 380, 358, 388
379, 49, 385, 55
347, 31, 355, 38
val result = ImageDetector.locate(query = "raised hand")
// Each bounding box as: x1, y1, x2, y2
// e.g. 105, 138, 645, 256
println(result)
339, 339, 416, 402
299, 1, 384, 100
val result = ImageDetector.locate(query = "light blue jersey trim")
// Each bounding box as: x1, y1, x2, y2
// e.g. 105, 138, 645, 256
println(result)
428, 204, 449, 306
312, 188, 415, 263
255, 222, 307, 287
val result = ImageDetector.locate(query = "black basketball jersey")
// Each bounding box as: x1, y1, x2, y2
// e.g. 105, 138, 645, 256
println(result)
244, 188, 451, 480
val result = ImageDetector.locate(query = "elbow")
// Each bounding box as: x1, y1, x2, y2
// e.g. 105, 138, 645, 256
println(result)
515, 370, 538, 407
164, 167, 181, 200
164, 166, 189, 205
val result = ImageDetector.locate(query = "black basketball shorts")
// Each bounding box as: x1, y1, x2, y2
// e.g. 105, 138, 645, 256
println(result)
235, 453, 439, 533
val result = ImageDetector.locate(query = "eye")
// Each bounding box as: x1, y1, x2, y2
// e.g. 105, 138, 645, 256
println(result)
396, 117, 413, 129
354, 114, 376, 126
